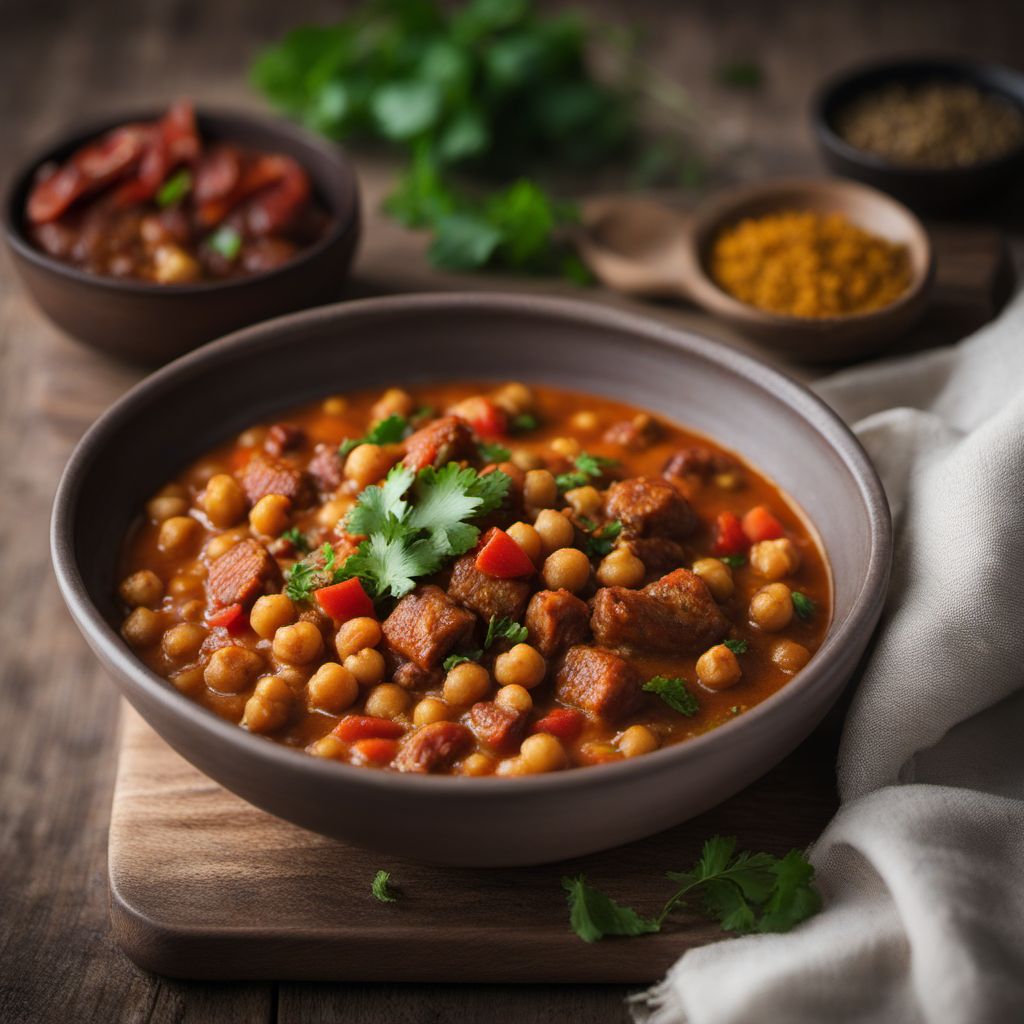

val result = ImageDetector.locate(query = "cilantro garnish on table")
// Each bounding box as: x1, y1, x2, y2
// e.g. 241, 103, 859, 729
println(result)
371, 870, 397, 904
562, 836, 820, 942
556, 452, 619, 493
642, 675, 700, 717
338, 414, 410, 458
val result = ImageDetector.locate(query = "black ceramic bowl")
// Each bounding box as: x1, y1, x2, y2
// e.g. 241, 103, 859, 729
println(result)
2, 108, 361, 365
50, 293, 891, 867
812, 56, 1024, 213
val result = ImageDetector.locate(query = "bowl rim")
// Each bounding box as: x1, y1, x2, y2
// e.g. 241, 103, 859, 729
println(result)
2, 104, 360, 296
811, 54, 1024, 178
51, 291, 892, 796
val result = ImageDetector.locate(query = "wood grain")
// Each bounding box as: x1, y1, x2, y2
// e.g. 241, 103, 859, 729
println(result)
1, 1, 1022, 1021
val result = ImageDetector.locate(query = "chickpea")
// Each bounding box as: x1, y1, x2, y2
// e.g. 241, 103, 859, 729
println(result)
618, 724, 659, 758
161, 622, 207, 661
152, 243, 201, 284
119, 569, 163, 609
542, 547, 591, 593
203, 474, 247, 529
519, 733, 567, 773
550, 436, 580, 459
494, 644, 546, 689
180, 599, 206, 623
771, 639, 811, 673
344, 443, 397, 490
158, 515, 200, 556
316, 496, 354, 530
696, 644, 743, 690
249, 494, 291, 536
492, 382, 534, 416
306, 664, 359, 714
322, 395, 348, 417
460, 752, 495, 776
205, 530, 244, 561
344, 647, 386, 687
243, 675, 292, 733
506, 522, 543, 565
495, 756, 529, 777
524, 469, 558, 511
250, 594, 296, 640
533, 508, 574, 554
146, 495, 188, 522
237, 427, 265, 448
443, 662, 491, 706
364, 683, 410, 719
510, 450, 543, 472
495, 684, 532, 714
277, 665, 312, 691
309, 734, 346, 759
168, 574, 203, 601
370, 387, 415, 422
170, 666, 205, 696
569, 410, 599, 432
121, 607, 163, 648
597, 548, 645, 588
564, 485, 601, 518
692, 557, 734, 602
413, 697, 451, 726
272, 621, 324, 665
204, 645, 264, 693
335, 617, 383, 661
749, 583, 794, 632
750, 538, 801, 581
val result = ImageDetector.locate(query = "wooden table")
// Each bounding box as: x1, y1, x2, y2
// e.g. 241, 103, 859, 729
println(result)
2, 2, 1021, 1021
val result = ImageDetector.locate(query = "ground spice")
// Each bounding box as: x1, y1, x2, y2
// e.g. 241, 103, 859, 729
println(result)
709, 210, 911, 318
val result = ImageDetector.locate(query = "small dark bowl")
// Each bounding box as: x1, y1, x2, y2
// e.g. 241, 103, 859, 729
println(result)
812, 56, 1024, 214
2, 108, 360, 365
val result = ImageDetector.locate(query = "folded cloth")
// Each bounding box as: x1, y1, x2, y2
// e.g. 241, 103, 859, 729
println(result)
631, 290, 1024, 1024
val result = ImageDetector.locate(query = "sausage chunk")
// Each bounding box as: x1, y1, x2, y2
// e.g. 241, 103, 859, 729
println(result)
240, 451, 312, 507
662, 446, 736, 481
603, 413, 663, 452
555, 645, 642, 722
395, 721, 473, 773
264, 423, 304, 457
403, 415, 476, 472
525, 589, 591, 657
382, 585, 476, 671
307, 443, 345, 495
591, 568, 729, 654
468, 701, 528, 754
604, 476, 696, 539
448, 554, 532, 624
207, 539, 279, 607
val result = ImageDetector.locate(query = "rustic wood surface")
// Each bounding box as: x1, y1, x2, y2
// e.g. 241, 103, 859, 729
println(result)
2, 1, 1022, 1021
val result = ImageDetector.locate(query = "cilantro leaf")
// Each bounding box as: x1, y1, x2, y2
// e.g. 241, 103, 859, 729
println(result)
792, 592, 816, 620
346, 465, 415, 537
280, 526, 310, 553
758, 850, 822, 933
581, 519, 622, 558
206, 224, 242, 261
371, 869, 397, 903
478, 440, 512, 464
409, 464, 511, 558
642, 675, 700, 717
556, 451, 618, 492
720, 554, 746, 569
562, 876, 659, 943
156, 168, 192, 207
443, 650, 483, 671
510, 413, 540, 433
723, 638, 748, 655
339, 414, 409, 458
341, 527, 439, 601
484, 616, 529, 649
284, 542, 340, 602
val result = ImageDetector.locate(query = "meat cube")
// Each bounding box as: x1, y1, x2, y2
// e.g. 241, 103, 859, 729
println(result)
555, 645, 642, 722
207, 539, 279, 607
382, 585, 476, 671
391, 660, 443, 692
468, 701, 528, 754
264, 422, 304, 457
307, 443, 345, 494
662, 446, 736, 481
590, 568, 729, 654
395, 721, 473, 774
240, 451, 312, 507
525, 589, 591, 657
604, 476, 696, 539
403, 415, 476, 472
448, 554, 531, 624
627, 537, 688, 577
603, 413, 663, 452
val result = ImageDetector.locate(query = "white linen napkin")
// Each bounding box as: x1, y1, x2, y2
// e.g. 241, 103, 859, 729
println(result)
631, 289, 1024, 1024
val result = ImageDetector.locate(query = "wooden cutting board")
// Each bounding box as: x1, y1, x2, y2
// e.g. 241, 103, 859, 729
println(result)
108, 704, 839, 982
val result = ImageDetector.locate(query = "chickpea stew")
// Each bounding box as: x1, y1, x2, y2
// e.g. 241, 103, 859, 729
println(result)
118, 382, 830, 776
25, 101, 330, 284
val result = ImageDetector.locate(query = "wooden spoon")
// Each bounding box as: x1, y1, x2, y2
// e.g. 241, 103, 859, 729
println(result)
576, 178, 935, 364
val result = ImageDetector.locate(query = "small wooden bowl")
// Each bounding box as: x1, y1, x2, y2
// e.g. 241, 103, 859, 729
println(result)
578, 178, 934, 364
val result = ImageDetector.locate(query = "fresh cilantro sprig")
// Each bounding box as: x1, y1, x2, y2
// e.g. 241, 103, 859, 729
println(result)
371, 870, 397, 904
280, 526, 310, 553
723, 638, 749, 655
792, 592, 816, 620
556, 452, 619, 493
156, 168, 192, 207
443, 650, 483, 671
642, 675, 700, 717
478, 440, 512, 464
580, 519, 623, 558
339, 414, 409, 458
484, 616, 528, 649
720, 554, 746, 569
284, 542, 342, 602
563, 836, 820, 943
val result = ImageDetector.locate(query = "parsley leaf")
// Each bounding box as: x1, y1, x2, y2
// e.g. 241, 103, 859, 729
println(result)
371, 870, 397, 904
156, 168, 192, 207
510, 413, 540, 433
723, 638, 748, 655
484, 616, 529, 649
556, 451, 619, 493
720, 554, 746, 569
792, 592, 816, 620
443, 650, 483, 671
339, 414, 409, 458
562, 876, 659, 943
642, 675, 700, 717
280, 526, 310, 553
580, 519, 622, 558
478, 440, 512, 464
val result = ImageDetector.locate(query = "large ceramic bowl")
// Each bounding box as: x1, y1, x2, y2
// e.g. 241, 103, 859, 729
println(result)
51, 294, 891, 866
3, 107, 361, 365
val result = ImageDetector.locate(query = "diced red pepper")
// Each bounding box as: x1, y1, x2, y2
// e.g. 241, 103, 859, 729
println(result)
742, 505, 784, 543
206, 602, 247, 635
315, 578, 375, 623
475, 527, 535, 579
333, 716, 406, 742
530, 707, 585, 743
449, 396, 508, 439
712, 511, 747, 556
350, 737, 399, 765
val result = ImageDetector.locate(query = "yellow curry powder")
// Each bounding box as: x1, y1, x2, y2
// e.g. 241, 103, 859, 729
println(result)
709, 210, 911, 318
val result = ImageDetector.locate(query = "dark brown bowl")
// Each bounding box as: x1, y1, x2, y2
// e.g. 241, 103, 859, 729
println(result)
2, 108, 361, 365
812, 56, 1024, 214
50, 293, 891, 866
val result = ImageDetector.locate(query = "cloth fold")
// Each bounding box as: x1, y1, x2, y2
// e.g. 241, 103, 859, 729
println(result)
631, 289, 1024, 1024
